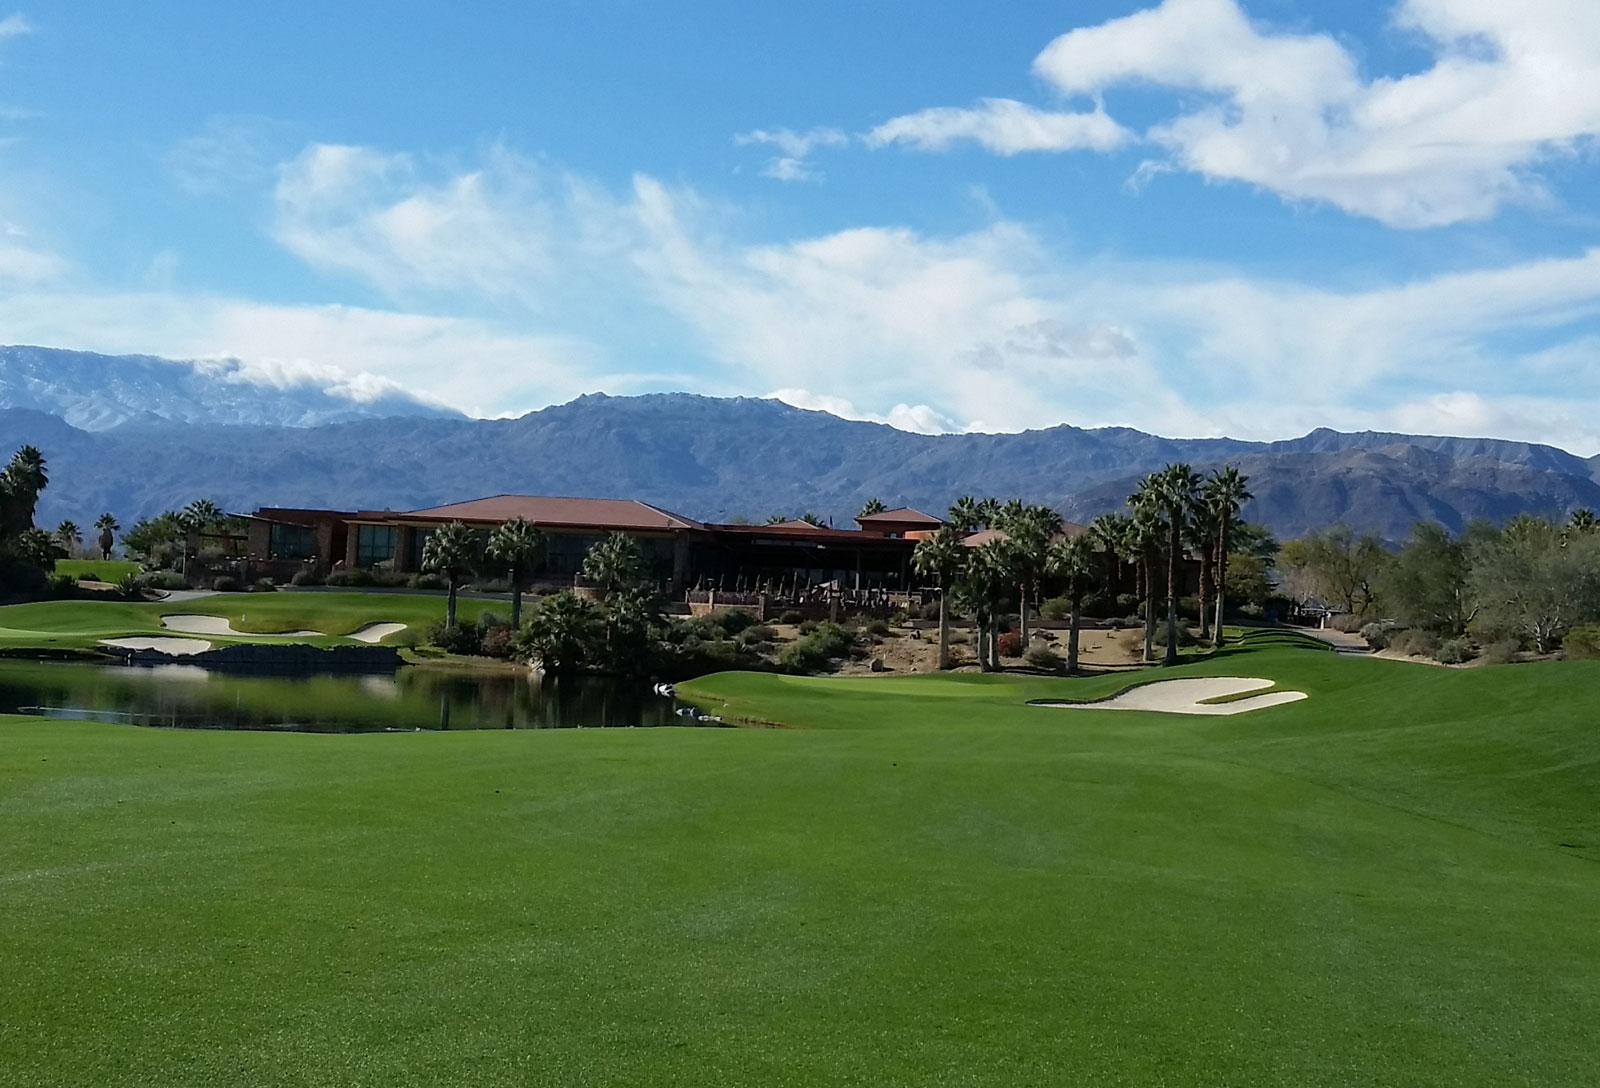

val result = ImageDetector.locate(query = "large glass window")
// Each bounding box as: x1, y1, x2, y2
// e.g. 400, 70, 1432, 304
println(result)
269, 523, 317, 560
356, 525, 397, 567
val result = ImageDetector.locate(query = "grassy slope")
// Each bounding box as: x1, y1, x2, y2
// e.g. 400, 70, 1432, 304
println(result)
55, 558, 141, 582
3, 639, 1598, 1086
0, 591, 500, 649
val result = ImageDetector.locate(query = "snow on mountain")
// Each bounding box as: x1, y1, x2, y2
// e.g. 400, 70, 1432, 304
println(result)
0, 345, 459, 430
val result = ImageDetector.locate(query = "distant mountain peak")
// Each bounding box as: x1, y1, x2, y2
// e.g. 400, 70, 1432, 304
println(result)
0, 344, 460, 431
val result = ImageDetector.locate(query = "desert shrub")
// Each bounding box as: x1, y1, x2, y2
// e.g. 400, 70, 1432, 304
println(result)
716, 609, 760, 636
997, 630, 1023, 657
1178, 596, 1201, 620
1563, 624, 1600, 660
479, 625, 518, 659
1024, 644, 1064, 672
865, 619, 891, 637
735, 624, 776, 648
778, 610, 805, 625
251, 578, 277, 592
890, 611, 910, 626
424, 620, 481, 656
1039, 597, 1072, 621
1329, 613, 1366, 633
143, 570, 187, 590
326, 568, 375, 588
49, 573, 76, 598
289, 570, 323, 587
475, 611, 508, 633
948, 630, 970, 645
777, 622, 855, 674
1151, 623, 1197, 648
1360, 622, 1391, 650
115, 572, 143, 599
1434, 638, 1474, 665
1481, 638, 1521, 664
408, 572, 448, 591
1388, 628, 1441, 658
917, 601, 942, 621
798, 619, 819, 635
211, 575, 244, 592
1115, 594, 1140, 616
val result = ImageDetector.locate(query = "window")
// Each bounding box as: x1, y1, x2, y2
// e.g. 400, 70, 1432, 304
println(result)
356, 525, 397, 567
269, 523, 317, 560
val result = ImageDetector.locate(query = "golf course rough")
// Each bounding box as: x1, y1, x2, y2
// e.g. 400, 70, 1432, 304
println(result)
3, 633, 1599, 1086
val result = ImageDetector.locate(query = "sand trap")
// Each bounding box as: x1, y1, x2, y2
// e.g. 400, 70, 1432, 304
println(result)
161, 614, 320, 637
1034, 677, 1308, 716
100, 637, 213, 655
348, 622, 407, 644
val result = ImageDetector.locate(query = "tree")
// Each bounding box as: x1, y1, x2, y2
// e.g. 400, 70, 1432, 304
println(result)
946, 496, 981, 533
1153, 464, 1202, 665
1048, 534, 1100, 673
1284, 526, 1387, 615
1375, 522, 1474, 635
421, 521, 480, 627
179, 499, 224, 533
9, 527, 65, 572
484, 518, 544, 629
0, 446, 48, 538
94, 513, 119, 560
1204, 466, 1253, 646
1127, 488, 1167, 664
121, 512, 184, 566
1186, 500, 1220, 642
857, 497, 887, 518
521, 592, 602, 673
913, 526, 967, 669
54, 520, 82, 555
953, 541, 1011, 670
1568, 508, 1598, 536
976, 498, 1001, 531
1469, 515, 1600, 653
581, 532, 646, 598
1088, 513, 1133, 600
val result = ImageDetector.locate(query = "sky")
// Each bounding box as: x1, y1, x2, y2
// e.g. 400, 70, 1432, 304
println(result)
2, 1, 1600, 450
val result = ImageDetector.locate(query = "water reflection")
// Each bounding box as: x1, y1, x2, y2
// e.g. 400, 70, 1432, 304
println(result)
0, 661, 691, 733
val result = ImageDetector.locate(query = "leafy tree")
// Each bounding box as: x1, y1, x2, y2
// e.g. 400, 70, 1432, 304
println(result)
9, 527, 65, 572
1048, 534, 1100, 673
54, 520, 82, 554
912, 526, 967, 669
1204, 466, 1253, 646
95, 513, 119, 560
122, 512, 184, 566
581, 532, 647, 598
484, 517, 544, 628
1282, 525, 1388, 615
1468, 515, 1600, 653
857, 497, 887, 518
1375, 523, 1474, 635
421, 521, 480, 627
521, 592, 603, 673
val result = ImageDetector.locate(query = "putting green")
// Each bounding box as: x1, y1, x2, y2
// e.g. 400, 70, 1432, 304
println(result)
2, 633, 1597, 1086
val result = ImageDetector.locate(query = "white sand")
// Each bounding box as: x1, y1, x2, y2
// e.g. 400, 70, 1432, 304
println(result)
161, 615, 320, 637
1036, 676, 1307, 716
348, 622, 407, 644
100, 637, 213, 655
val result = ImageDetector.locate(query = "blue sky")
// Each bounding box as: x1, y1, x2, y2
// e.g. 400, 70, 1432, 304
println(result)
3, 1, 1600, 449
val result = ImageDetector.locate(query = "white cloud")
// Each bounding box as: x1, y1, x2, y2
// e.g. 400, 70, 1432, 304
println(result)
873, 0, 1600, 227
0, 13, 30, 42
769, 388, 960, 434
734, 126, 848, 181
866, 98, 1130, 154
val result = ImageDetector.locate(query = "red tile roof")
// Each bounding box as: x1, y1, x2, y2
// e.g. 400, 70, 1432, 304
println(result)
379, 495, 703, 531
856, 507, 943, 525
768, 519, 831, 531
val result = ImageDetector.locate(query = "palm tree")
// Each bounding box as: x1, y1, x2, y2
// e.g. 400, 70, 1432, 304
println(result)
976, 498, 1001, 531
0, 445, 49, 538
95, 513, 119, 560
999, 503, 1057, 647
1154, 464, 1202, 666
1204, 466, 1253, 647
1089, 513, 1133, 600
54, 520, 82, 555
970, 538, 1022, 670
421, 521, 480, 627
180, 499, 223, 532
1186, 500, 1221, 642
947, 496, 981, 533
485, 517, 544, 629
522, 592, 602, 673
581, 532, 646, 598
1048, 534, 1100, 673
1129, 476, 1167, 664
1568, 508, 1597, 534
912, 526, 967, 669
857, 497, 887, 518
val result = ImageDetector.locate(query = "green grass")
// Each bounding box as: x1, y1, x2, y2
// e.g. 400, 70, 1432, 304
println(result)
3, 640, 1599, 1085
54, 558, 141, 582
0, 591, 503, 650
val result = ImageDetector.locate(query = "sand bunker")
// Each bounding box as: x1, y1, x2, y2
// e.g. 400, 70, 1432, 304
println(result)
162, 615, 320, 638
1035, 677, 1307, 716
348, 622, 407, 644
100, 637, 213, 655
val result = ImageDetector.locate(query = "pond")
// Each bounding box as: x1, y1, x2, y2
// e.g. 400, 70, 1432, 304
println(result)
0, 661, 697, 733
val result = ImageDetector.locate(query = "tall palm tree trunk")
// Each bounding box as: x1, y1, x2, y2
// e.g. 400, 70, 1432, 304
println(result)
1213, 515, 1230, 648
1165, 519, 1180, 667
447, 580, 459, 627
1142, 555, 1156, 663
510, 576, 524, 630
1197, 548, 1213, 642
1067, 601, 1081, 674
936, 586, 950, 670
1018, 584, 1030, 648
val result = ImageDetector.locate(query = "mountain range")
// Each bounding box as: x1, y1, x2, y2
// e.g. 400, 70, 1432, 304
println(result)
3, 347, 1599, 541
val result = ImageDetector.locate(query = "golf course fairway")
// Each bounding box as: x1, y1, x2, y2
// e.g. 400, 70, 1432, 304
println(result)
2, 634, 1597, 1085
